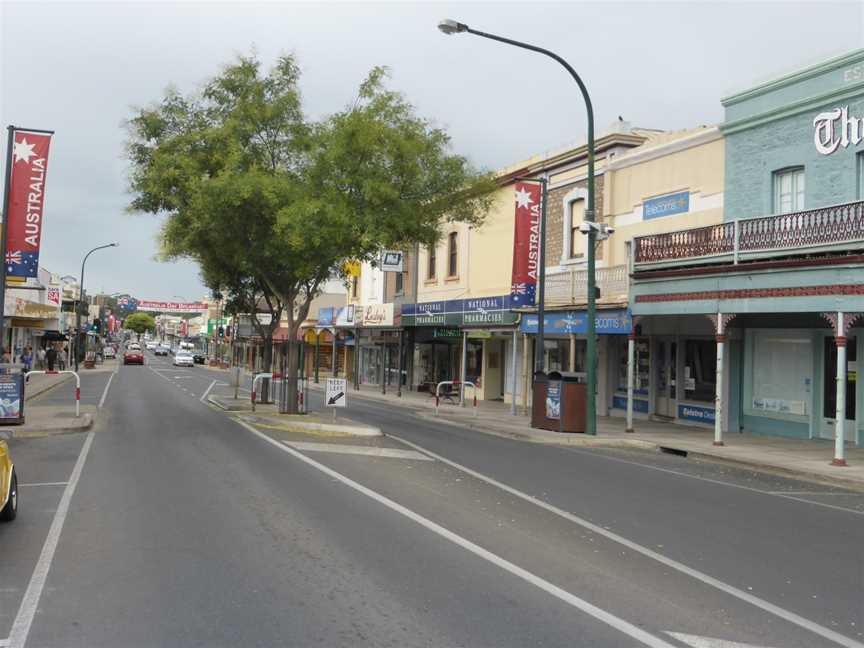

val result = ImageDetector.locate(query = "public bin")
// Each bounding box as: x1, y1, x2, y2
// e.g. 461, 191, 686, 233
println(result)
531, 370, 586, 433
0, 364, 26, 425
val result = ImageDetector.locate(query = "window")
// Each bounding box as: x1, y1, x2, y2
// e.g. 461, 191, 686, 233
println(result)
569, 199, 585, 259
773, 167, 805, 214
394, 271, 404, 295
858, 152, 864, 199
447, 232, 458, 277
351, 276, 358, 299
749, 331, 812, 417
427, 245, 436, 280
684, 339, 716, 403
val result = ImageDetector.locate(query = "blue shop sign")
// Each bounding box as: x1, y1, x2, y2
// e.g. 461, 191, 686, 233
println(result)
678, 403, 715, 424
520, 309, 632, 335
612, 394, 649, 413
317, 307, 334, 326
402, 295, 518, 326
643, 191, 689, 220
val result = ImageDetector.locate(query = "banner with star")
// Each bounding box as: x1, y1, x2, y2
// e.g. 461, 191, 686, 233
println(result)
510, 182, 541, 308
4, 129, 53, 281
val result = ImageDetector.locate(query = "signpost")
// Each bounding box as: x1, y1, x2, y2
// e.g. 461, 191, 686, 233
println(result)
325, 377, 347, 420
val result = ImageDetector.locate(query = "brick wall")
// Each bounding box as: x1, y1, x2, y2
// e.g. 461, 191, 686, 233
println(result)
545, 175, 605, 265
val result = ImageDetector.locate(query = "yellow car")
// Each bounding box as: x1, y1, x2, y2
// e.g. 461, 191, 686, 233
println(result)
0, 440, 17, 521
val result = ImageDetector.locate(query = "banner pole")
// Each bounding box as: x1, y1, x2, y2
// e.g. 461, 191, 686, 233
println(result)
0, 126, 15, 358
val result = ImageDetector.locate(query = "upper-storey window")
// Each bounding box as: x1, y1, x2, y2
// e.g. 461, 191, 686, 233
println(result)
773, 167, 805, 214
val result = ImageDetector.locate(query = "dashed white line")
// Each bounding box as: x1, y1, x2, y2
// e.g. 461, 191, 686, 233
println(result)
8, 431, 95, 648
390, 434, 864, 648
98, 371, 116, 408
235, 418, 675, 648
19, 482, 69, 487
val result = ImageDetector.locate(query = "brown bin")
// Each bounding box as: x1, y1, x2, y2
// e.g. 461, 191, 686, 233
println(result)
531, 370, 586, 433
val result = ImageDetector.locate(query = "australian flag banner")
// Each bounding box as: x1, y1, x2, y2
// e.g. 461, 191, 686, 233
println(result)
4, 129, 52, 280
510, 182, 541, 307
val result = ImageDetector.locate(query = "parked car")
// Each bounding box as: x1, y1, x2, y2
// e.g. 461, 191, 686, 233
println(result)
1, 440, 17, 522
123, 348, 144, 365
192, 352, 206, 364
145, 342, 157, 351
154, 345, 169, 356
103, 346, 116, 359
173, 351, 194, 367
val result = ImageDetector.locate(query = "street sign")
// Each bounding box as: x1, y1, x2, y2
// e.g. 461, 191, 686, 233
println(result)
325, 378, 347, 408
381, 250, 404, 272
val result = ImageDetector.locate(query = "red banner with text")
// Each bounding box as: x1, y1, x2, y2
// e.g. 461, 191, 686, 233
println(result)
5, 130, 52, 281
510, 182, 541, 307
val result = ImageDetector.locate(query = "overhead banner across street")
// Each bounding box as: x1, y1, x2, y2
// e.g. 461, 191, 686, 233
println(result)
4, 129, 53, 281
136, 300, 208, 313
510, 182, 541, 308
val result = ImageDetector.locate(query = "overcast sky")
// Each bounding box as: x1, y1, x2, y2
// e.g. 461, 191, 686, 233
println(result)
1, 1, 861, 301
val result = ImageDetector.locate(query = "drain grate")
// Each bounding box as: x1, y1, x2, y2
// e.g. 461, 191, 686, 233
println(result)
659, 446, 688, 458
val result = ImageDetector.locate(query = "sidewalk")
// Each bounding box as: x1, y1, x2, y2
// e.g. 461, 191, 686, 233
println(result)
309, 381, 864, 491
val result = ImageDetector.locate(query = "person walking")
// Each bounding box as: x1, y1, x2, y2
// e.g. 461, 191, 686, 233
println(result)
22, 347, 32, 372
46, 345, 57, 372
37, 346, 46, 370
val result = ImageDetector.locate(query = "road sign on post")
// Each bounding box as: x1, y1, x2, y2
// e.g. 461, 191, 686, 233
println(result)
326, 377, 347, 408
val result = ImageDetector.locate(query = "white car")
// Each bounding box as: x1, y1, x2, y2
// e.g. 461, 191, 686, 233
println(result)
145, 342, 157, 351
173, 351, 194, 367
103, 346, 116, 359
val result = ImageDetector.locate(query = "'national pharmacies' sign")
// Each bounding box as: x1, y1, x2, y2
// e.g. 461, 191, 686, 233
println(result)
402, 295, 519, 327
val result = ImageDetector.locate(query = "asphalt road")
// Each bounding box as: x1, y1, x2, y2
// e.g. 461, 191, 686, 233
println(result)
2, 354, 862, 648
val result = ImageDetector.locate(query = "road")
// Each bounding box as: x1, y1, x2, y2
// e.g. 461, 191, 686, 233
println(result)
1, 352, 862, 648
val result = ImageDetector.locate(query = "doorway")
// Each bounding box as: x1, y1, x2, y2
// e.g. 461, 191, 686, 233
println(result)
821, 336, 856, 441
655, 337, 677, 418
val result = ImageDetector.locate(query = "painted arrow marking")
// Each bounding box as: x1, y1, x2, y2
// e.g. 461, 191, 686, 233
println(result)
666, 632, 779, 648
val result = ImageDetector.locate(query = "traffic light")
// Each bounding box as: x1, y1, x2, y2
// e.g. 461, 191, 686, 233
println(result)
218, 326, 224, 338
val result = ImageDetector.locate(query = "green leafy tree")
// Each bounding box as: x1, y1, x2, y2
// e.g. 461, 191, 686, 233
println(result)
126, 53, 494, 411
123, 312, 156, 338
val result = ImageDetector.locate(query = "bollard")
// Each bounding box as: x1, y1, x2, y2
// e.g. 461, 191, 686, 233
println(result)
435, 393, 439, 416
473, 391, 477, 418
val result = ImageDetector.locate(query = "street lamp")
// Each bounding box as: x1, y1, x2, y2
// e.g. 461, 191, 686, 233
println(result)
438, 19, 599, 435
75, 243, 118, 371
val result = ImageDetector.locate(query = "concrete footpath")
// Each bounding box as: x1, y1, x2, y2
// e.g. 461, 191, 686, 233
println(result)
0, 361, 113, 439
308, 380, 864, 491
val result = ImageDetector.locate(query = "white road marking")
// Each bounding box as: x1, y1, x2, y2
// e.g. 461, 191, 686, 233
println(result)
235, 419, 675, 648
285, 441, 432, 461
667, 631, 779, 648
563, 446, 864, 517
200, 380, 217, 403
98, 370, 116, 408
148, 366, 172, 381
0, 638, 9, 646
8, 431, 95, 648
173, 375, 194, 380
19, 482, 69, 487
390, 434, 864, 648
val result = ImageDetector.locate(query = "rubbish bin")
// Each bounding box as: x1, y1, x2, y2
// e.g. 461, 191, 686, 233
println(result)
531, 370, 586, 433
0, 363, 26, 425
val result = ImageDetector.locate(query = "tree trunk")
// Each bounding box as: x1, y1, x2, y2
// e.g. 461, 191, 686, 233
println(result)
261, 335, 274, 403
285, 338, 300, 414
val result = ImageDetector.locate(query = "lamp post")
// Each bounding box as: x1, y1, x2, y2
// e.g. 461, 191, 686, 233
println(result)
75, 243, 118, 371
438, 19, 598, 434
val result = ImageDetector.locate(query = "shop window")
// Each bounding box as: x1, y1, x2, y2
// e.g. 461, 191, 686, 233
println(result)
684, 339, 716, 403
427, 245, 436, 280
750, 331, 811, 416
447, 232, 458, 277
466, 341, 483, 387
395, 271, 404, 295
616, 338, 649, 395
773, 167, 804, 214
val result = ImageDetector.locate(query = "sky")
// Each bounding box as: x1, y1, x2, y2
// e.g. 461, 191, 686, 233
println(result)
0, 0, 862, 301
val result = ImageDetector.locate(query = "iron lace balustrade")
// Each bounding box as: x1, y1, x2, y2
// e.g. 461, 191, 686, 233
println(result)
633, 199, 864, 267
545, 264, 629, 307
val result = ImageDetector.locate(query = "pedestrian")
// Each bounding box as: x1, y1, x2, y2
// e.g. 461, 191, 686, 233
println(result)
37, 346, 46, 370
22, 347, 32, 372
46, 345, 57, 372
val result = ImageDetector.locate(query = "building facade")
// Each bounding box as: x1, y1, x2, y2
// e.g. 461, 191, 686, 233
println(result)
629, 49, 864, 463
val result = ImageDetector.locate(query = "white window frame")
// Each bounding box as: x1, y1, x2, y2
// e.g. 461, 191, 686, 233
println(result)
560, 186, 589, 265
773, 167, 805, 215
858, 152, 864, 200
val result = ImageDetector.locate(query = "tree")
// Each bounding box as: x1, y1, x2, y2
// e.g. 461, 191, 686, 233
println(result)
127, 53, 494, 411
123, 313, 156, 337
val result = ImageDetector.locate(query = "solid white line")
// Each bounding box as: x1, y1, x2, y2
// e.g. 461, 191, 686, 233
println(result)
390, 434, 864, 648
200, 380, 217, 404
234, 419, 674, 648
0, 638, 9, 647
562, 446, 864, 517
98, 371, 116, 409
285, 441, 433, 461
19, 482, 69, 487
667, 631, 777, 648
8, 431, 95, 648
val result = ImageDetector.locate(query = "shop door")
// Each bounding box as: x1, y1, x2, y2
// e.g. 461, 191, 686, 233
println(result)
821, 336, 856, 441
655, 338, 677, 418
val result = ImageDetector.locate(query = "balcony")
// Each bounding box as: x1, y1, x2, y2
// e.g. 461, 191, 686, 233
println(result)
633, 199, 864, 269
544, 264, 629, 307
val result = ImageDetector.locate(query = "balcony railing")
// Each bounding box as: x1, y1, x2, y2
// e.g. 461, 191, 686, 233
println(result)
545, 264, 629, 307
633, 199, 864, 268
